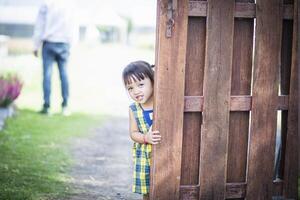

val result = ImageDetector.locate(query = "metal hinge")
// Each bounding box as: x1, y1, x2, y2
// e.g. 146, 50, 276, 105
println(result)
166, 0, 177, 38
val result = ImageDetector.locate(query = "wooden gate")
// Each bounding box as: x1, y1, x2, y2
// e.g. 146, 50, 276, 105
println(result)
151, 0, 298, 199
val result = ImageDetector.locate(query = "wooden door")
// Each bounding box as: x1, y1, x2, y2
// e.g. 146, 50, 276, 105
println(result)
151, 0, 298, 199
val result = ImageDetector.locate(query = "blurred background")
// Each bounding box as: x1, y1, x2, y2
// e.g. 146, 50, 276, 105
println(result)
0, 0, 156, 116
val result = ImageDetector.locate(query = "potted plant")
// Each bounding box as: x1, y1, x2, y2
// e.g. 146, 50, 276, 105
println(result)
0, 74, 23, 130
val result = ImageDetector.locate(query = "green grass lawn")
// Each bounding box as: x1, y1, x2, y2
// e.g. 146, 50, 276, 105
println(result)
0, 109, 102, 200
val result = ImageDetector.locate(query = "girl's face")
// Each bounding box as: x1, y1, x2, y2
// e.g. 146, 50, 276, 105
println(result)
126, 76, 153, 105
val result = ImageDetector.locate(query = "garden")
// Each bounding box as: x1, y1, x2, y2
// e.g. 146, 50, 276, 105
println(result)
0, 74, 22, 130
0, 41, 154, 199
0, 61, 103, 199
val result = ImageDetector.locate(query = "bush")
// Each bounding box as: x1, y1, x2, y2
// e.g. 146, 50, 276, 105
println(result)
0, 74, 23, 107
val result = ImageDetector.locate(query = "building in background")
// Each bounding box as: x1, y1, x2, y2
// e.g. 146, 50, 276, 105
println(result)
0, 0, 156, 52
0, 4, 39, 38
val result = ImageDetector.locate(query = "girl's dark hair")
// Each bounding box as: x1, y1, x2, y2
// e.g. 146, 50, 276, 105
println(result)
122, 61, 155, 86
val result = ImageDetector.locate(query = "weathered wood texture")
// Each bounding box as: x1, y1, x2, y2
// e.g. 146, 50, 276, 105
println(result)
184, 95, 289, 112
227, 5, 253, 200
298, 0, 300, 180
151, 0, 298, 199
180, 183, 247, 199
199, 0, 234, 199
178, 182, 285, 199
276, 0, 294, 195
246, 0, 282, 199
150, 0, 189, 199
283, 0, 298, 198
225, 183, 247, 199
188, 1, 294, 19
180, 185, 199, 200
180, 16, 205, 188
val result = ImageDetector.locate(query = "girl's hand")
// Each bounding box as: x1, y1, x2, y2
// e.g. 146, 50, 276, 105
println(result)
145, 129, 161, 145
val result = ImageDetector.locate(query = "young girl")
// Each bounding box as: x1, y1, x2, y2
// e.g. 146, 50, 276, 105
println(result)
122, 61, 161, 199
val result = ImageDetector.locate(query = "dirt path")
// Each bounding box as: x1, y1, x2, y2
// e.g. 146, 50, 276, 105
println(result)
67, 118, 141, 200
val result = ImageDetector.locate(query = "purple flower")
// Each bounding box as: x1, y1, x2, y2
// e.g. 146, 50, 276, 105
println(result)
0, 74, 23, 107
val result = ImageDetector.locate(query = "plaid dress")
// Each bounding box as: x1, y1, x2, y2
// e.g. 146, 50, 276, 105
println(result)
130, 102, 152, 194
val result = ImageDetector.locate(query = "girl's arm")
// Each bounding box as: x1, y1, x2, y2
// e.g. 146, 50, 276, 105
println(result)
129, 108, 161, 145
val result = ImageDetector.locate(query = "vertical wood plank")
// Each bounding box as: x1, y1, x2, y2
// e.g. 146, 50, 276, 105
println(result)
276, 2, 293, 189
246, 0, 282, 199
278, 19, 293, 177
227, 1, 254, 192
283, 0, 298, 198
199, 0, 235, 199
154, 0, 161, 69
295, 0, 300, 184
180, 17, 206, 187
150, 0, 189, 199
298, 0, 300, 181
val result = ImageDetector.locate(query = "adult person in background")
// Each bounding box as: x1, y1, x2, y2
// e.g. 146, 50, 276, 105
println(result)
33, 0, 78, 116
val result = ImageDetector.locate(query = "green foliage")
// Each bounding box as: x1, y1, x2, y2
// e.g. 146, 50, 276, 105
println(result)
0, 110, 101, 199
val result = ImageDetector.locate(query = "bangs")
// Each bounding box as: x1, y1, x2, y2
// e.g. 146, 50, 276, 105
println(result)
122, 60, 154, 86
123, 73, 147, 86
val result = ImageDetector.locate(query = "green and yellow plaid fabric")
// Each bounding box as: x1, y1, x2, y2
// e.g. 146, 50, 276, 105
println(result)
130, 102, 152, 194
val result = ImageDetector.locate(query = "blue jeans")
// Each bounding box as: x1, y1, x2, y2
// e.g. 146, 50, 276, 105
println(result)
42, 41, 70, 108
